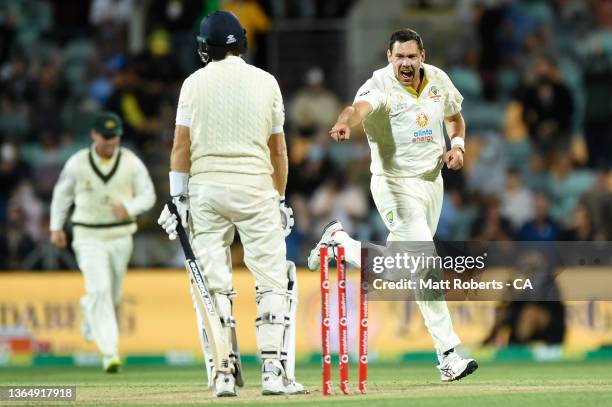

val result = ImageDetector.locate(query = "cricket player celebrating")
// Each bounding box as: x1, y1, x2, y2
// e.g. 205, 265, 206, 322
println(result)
308, 29, 478, 381
50, 112, 156, 373
157, 11, 304, 397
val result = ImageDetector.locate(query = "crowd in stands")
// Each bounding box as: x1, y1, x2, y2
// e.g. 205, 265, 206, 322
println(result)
1, 0, 611, 270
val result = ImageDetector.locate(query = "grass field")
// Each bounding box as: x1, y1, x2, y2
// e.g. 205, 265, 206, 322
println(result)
1, 361, 612, 406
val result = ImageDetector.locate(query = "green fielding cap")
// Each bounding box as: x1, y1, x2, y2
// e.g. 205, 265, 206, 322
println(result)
93, 112, 123, 137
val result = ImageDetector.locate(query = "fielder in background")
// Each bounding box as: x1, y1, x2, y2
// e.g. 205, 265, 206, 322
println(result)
308, 28, 479, 382
50, 112, 156, 373
157, 11, 304, 397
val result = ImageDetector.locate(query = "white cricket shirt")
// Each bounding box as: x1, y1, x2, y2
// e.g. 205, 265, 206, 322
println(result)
50, 145, 156, 240
354, 63, 463, 179
176, 56, 285, 189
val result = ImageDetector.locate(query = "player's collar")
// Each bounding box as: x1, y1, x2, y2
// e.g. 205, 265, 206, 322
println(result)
220, 55, 245, 64
401, 67, 428, 97
90, 143, 120, 166
89, 145, 122, 184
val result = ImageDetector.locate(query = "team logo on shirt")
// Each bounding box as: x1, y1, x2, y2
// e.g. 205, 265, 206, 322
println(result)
416, 112, 429, 128
385, 210, 394, 225
429, 86, 442, 102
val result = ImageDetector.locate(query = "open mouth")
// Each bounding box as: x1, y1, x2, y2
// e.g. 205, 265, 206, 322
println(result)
399, 69, 413, 82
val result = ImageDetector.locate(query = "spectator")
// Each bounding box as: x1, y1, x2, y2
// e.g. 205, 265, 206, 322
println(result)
518, 56, 574, 155
516, 192, 560, 241
483, 250, 565, 347
0, 142, 31, 224
0, 203, 36, 270
288, 66, 341, 137
548, 154, 595, 225
560, 203, 597, 241
28, 62, 69, 137
470, 196, 513, 241
501, 168, 533, 232
583, 45, 612, 170
106, 64, 162, 150
523, 152, 551, 195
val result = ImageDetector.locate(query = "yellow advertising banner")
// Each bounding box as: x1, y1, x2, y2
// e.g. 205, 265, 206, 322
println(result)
1, 270, 611, 356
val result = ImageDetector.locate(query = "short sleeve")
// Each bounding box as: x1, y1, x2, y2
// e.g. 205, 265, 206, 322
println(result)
353, 78, 386, 113
175, 77, 192, 127
271, 78, 285, 134
443, 74, 464, 117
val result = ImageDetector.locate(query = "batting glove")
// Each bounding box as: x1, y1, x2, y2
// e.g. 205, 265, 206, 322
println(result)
158, 195, 189, 240
280, 196, 294, 237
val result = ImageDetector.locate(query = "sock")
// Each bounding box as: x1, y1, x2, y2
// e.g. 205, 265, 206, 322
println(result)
332, 230, 362, 268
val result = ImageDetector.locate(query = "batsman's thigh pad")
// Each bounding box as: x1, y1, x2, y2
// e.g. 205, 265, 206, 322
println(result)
255, 287, 290, 359
190, 185, 235, 292
231, 186, 288, 291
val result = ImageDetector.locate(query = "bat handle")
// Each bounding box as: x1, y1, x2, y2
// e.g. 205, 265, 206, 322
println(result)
167, 200, 196, 260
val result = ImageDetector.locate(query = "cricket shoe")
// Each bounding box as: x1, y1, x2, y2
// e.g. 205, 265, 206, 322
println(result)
261, 359, 287, 395
80, 297, 94, 342
438, 351, 478, 382
213, 372, 237, 397
103, 354, 121, 373
284, 380, 308, 395
307, 220, 345, 271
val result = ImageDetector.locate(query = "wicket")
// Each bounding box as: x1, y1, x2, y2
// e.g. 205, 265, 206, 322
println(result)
320, 244, 368, 396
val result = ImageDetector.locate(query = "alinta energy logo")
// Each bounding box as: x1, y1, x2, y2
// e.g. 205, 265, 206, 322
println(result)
413, 112, 432, 143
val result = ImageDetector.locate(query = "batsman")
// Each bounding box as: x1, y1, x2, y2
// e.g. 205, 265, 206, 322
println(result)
157, 11, 305, 397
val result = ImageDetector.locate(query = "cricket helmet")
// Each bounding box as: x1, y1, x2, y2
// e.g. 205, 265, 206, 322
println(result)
196, 11, 247, 64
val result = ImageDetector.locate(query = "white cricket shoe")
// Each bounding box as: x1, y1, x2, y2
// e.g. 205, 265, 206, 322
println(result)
213, 372, 237, 397
437, 351, 478, 382
284, 380, 308, 394
102, 354, 121, 373
261, 359, 286, 395
80, 297, 94, 342
307, 220, 345, 271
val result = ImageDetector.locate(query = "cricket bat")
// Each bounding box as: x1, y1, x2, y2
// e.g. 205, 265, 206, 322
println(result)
167, 202, 232, 375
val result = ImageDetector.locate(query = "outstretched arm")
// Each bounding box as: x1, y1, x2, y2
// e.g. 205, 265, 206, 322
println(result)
329, 101, 373, 142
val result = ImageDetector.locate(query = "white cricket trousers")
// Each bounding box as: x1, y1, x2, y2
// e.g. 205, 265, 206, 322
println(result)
371, 174, 461, 354
188, 182, 288, 293
73, 236, 133, 357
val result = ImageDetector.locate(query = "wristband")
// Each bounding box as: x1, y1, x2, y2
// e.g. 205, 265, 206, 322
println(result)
169, 171, 189, 196
451, 137, 465, 152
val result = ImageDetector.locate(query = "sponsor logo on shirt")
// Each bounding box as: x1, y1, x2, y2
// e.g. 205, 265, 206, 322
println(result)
412, 128, 433, 143
358, 90, 370, 97
416, 112, 429, 127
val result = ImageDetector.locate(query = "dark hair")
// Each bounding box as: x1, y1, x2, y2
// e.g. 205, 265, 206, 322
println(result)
388, 29, 424, 52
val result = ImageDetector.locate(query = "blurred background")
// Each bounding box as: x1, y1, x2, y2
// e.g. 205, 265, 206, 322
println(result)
1, 0, 612, 364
